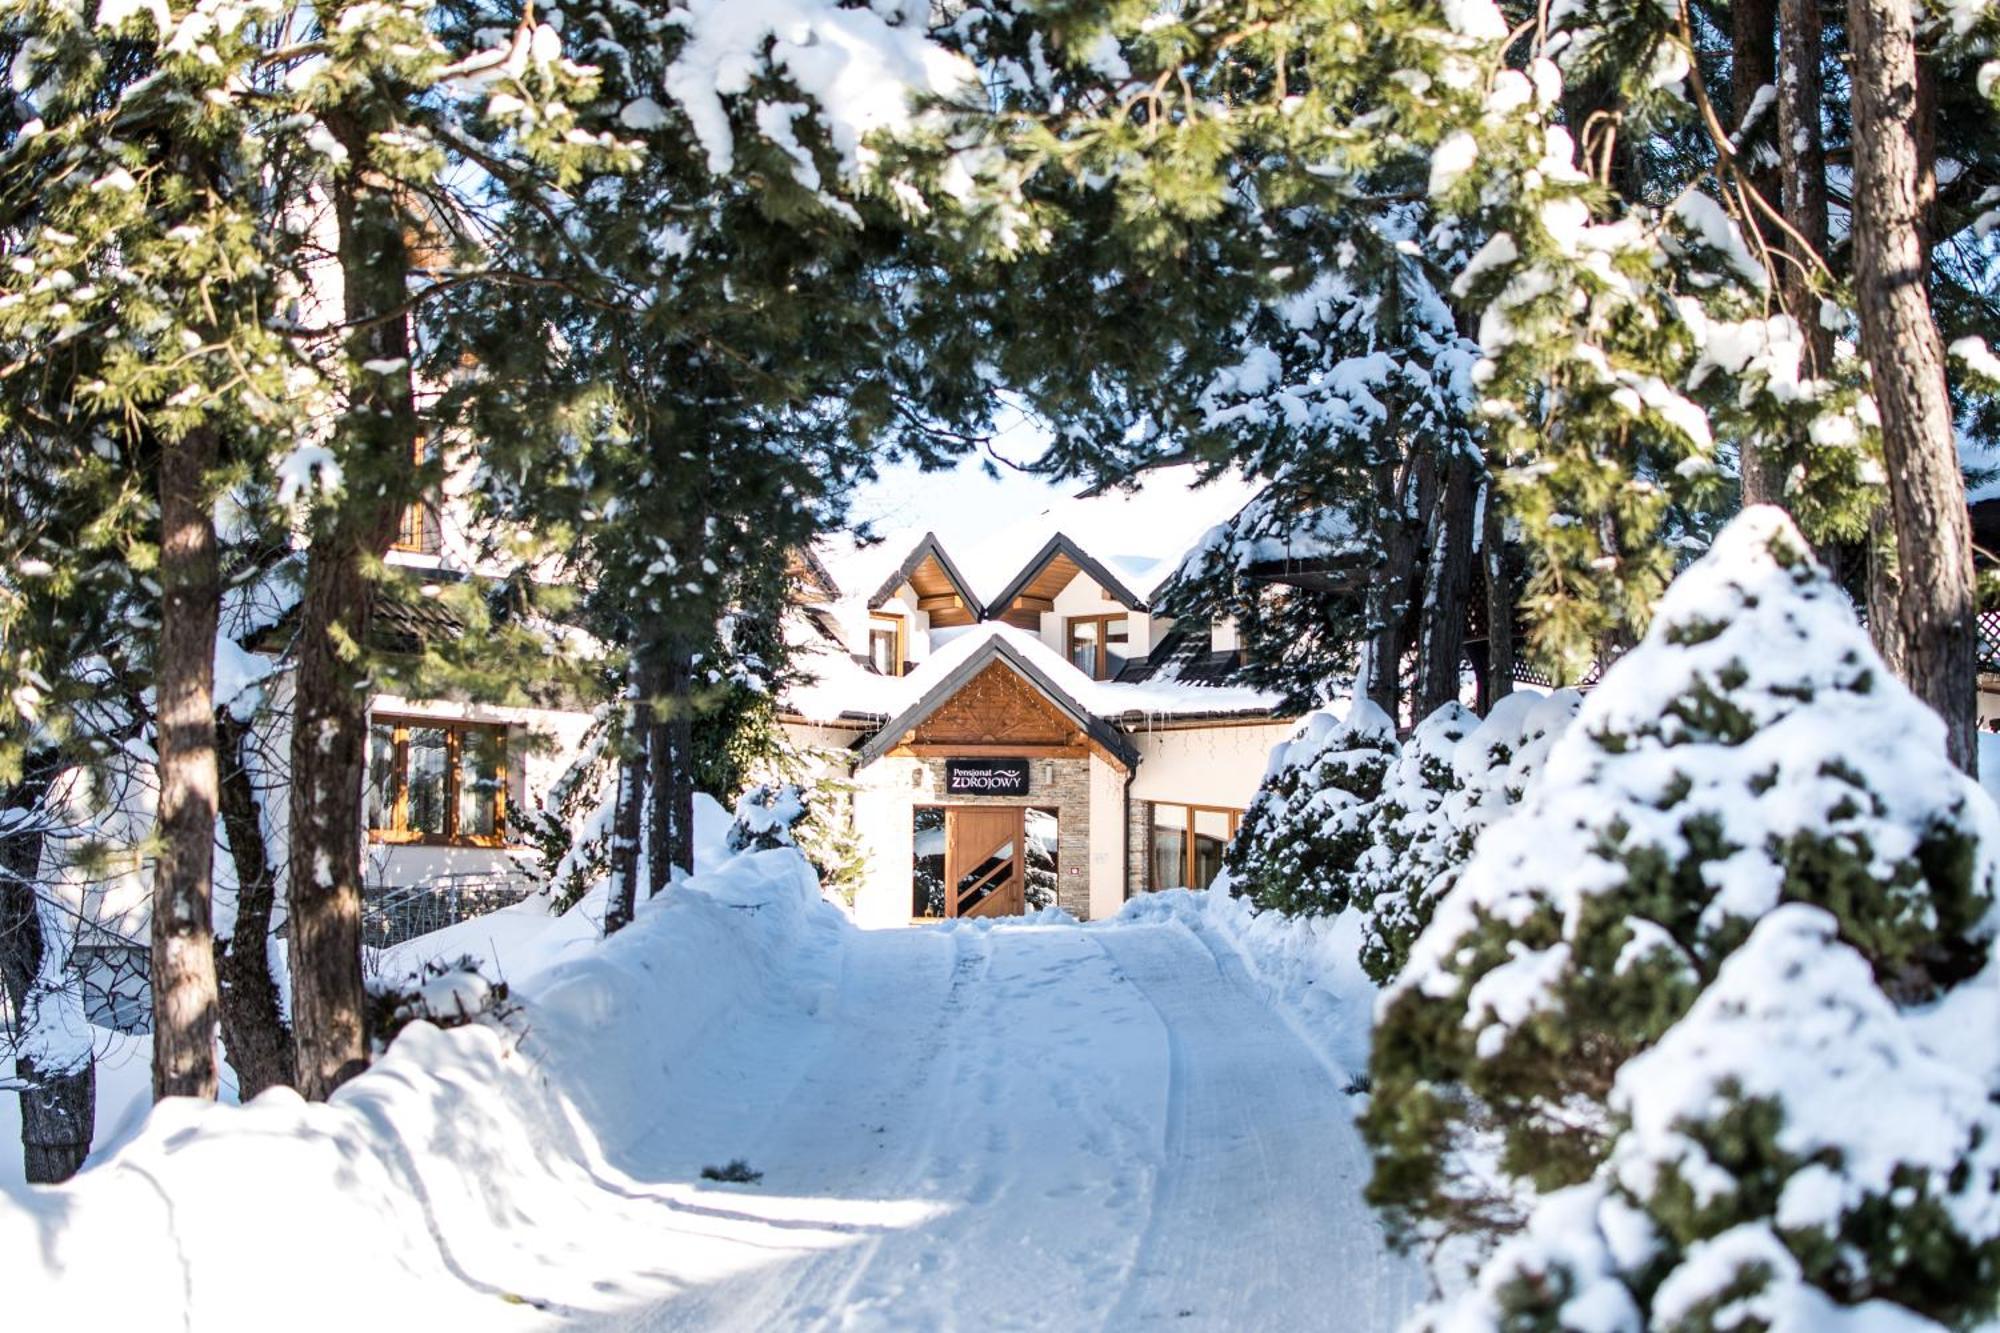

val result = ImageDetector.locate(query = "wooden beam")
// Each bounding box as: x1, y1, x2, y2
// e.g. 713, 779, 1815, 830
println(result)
893, 742, 1088, 759
916, 593, 962, 612
1010, 595, 1055, 613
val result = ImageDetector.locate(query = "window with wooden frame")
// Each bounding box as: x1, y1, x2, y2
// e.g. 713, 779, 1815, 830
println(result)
364, 717, 508, 845
1148, 803, 1242, 892
1065, 613, 1129, 680
869, 613, 906, 676
391, 436, 442, 555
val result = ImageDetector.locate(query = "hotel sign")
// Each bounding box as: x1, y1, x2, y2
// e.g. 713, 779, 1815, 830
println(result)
945, 758, 1031, 796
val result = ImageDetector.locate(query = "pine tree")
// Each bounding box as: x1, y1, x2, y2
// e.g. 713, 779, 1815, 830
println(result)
1224, 700, 1398, 916
0, 0, 320, 1100
1363, 507, 1999, 1250
450, 0, 1025, 926
1409, 906, 2000, 1332
267, 1, 626, 1098
1352, 702, 1477, 984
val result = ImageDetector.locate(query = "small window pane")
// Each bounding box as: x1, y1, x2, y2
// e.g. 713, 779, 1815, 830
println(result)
913, 808, 946, 918
870, 627, 898, 675
457, 728, 503, 839
406, 727, 449, 836
1192, 809, 1231, 890
1151, 805, 1188, 891
364, 723, 398, 831
1069, 619, 1101, 676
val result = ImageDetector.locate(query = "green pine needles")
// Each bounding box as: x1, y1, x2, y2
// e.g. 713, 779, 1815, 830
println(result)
1363, 507, 2000, 1258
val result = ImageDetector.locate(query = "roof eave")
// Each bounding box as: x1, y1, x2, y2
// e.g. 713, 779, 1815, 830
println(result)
854, 637, 1139, 769
987, 532, 1149, 617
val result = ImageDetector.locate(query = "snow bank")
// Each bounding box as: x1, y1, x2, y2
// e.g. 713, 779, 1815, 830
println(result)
0, 844, 848, 1328
1117, 888, 1379, 1087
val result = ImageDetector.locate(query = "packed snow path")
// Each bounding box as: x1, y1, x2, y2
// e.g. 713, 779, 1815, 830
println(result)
588, 918, 1421, 1332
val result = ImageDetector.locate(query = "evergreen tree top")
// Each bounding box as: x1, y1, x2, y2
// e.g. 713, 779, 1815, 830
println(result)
1396, 505, 2000, 1024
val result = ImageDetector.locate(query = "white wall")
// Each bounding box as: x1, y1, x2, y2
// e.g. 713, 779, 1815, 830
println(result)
1087, 754, 1128, 921
1128, 721, 1299, 811
851, 754, 925, 929
1035, 570, 1147, 665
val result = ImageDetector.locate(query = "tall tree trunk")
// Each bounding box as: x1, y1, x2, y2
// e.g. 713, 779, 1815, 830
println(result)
1414, 453, 1477, 717
1734, 0, 1783, 504
603, 674, 647, 935
664, 642, 697, 880
1847, 0, 1979, 774
215, 712, 293, 1099
1482, 481, 1514, 709
151, 424, 222, 1102
289, 119, 420, 1101
1868, 510, 1909, 672
645, 637, 698, 892
1, 767, 95, 1183
1365, 446, 1429, 722
1776, 0, 1830, 373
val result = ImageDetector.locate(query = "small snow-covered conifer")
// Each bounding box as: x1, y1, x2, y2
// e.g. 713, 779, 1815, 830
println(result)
1409, 905, 2000, 1332
1364, 507, 2000, 1247
1224, 700, 1398, 916
1351, 692, 1579, 984
1353, 702, 1477, 982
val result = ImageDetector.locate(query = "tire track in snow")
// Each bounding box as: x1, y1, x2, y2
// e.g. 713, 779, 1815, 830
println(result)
1091, 922, 1423, 1332
574, 919, 1414, 1333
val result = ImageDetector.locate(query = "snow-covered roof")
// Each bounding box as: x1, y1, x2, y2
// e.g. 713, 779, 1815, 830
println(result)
953, 464, 1267, 606
813, 465, 1267, 609
783, 622, 1285, 732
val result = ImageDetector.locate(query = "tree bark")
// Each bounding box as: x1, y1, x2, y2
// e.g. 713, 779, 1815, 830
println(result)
645, 637, 698, 892
603, 675, 647, 935
1731, 0, 1778, 190
1415, 453, 1477, 717
1482, 481, 1514, 709
1365, 445, 1430, 723
1847, 0, 1979, 774
289, 117, 420, 1101
1776, 0, 1831, 373
151, 423, 223, 1102
1733, 0, 1785, 505
2, 766, 95, 1183
215, 712, 293, 1098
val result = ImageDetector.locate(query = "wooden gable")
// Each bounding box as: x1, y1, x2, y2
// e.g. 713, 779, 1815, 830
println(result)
997, 551, 1083, 628
906, 553, 977, 627
894, 661, 1084, 755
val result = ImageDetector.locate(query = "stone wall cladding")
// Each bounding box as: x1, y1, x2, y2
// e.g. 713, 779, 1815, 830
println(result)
909, 755, 1095, 918
1127, 798, 1153, 901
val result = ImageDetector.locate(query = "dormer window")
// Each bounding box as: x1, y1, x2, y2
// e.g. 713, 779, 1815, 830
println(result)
1066, 613, 1128, 680
869, 614, 905, 676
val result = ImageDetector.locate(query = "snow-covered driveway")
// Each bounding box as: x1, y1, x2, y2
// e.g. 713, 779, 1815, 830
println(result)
588, 916, 1420, 1333
4, 851, 1420, 1331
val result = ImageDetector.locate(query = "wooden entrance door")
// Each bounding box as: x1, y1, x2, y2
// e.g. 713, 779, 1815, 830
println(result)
943, 807, 1026, 919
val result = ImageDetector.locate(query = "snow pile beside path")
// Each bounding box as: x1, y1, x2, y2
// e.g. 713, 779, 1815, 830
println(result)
1, 845, 847, 1329
1116, 888, 1379, 1087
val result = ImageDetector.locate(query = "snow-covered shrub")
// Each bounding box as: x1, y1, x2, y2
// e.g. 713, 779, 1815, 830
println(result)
367, 955, 513, 1050
1353, 702, 1478, 983
1409, 906, 2000, 1332
1224, 700, 1398, 916
1364, 508, 2000, 1248
727, 782, 809, 852
1439, 687, 1583, 852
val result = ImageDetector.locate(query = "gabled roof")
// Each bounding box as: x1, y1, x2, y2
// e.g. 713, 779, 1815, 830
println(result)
985, 532, 1148, 623
867, 531, 985, 624
855, 632, 1140, 768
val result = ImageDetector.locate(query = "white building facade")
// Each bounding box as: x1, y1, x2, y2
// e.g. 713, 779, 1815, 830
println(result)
781, 468, 1303, 927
